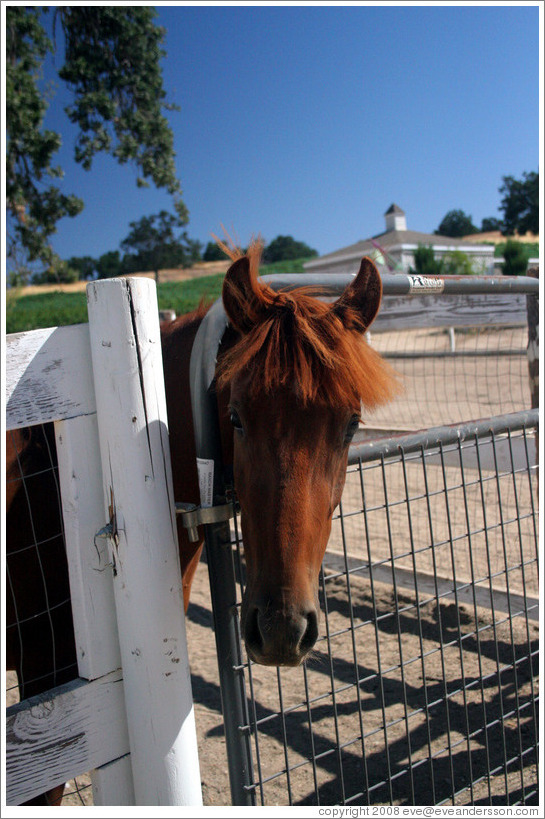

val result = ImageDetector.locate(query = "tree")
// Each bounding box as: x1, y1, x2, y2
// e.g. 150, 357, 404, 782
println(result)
121, 211, 201, 283
499, 172, 539, 236
203, 241, 229, 262
501, 240, 528, 276
435, 210, 479, 238
262, 235, 318, 263
96, 250, 121, 279
409, 245, 443, 277
67, 255, 97, 280
6, 6, 185, 269
33, 257, 79, 284
481, 217, 505, 233
6, 7, 83, 267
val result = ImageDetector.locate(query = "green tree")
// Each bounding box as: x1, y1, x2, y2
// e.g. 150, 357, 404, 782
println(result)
67, 255, 97, 280
481, 217, 505, 233
501, 240, 528, 276
6, 6, 185, 269
262, 235, 318, 263
96, 250, 121, 279
435, 210, 479, 238
121, 211, 201, 283
33, 256, 79, 284
6, 7, 83, 267
409, 245, 444, 277
203, 241, 229, 262
499, 172, 539, 236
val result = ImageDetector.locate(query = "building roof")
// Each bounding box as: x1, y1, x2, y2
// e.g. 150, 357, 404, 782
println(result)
313, 229, 481, 264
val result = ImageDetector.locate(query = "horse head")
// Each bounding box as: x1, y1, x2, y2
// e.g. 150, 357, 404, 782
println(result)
218, 243, 397, 666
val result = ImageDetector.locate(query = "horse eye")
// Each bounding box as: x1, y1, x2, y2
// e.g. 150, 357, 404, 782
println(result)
230, 409, 244, 433
344, 415, 360, 445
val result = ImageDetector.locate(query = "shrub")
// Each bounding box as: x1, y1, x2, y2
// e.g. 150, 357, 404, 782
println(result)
409, 245, 443, 277
441, 250, 478, 276
501, 240, 528, 276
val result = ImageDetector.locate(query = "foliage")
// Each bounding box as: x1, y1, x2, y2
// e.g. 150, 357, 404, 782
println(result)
121, 211, 202, 280
499, 171, 539, 236
409, 245, 443, 277
96, 250, 122, 279
262, 235, 318, 263
67, 255, 97, 279
33, 257, 80, 284
435, 210, 479, 238
6, 7, 84, 266
6, 6, 185, 268
203, 241, 229, 262
501, 240, 529, 276
441, 250, 479, 276
494, 242, 539, 260
480, 217, 505, 233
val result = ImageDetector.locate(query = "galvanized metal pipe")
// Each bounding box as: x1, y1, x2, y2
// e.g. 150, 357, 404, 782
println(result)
348, 409, 539, 466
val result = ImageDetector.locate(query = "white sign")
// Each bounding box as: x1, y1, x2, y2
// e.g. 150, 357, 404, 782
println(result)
407, 275, 445, 293
196, 458, 214, 508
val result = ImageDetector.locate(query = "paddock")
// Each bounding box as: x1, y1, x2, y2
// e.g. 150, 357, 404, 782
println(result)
4, 270, 539, 806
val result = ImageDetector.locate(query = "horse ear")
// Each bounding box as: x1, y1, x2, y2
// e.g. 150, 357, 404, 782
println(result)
222, 256, 260, 334
333, 256, 383, 331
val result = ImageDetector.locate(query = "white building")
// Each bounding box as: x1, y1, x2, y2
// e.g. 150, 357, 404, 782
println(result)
304, 204, 497, 276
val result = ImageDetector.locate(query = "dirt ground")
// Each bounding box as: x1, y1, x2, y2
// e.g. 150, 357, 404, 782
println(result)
6, 324, 538, 807
19, 260, 230, 295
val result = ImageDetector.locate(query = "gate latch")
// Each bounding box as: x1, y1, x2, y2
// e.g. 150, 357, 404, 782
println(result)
175, 501, 234, 542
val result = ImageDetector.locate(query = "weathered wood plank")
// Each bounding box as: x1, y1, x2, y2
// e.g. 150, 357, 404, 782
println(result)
87, 277, 202, 806
55, 416, 122, 681
6, 324, 96, 429
374, 292, 527, 331
6, 671, 129, 805
92, 754, 135, 805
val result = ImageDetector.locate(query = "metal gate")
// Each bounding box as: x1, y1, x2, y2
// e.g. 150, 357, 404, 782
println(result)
189, 271, 539, 806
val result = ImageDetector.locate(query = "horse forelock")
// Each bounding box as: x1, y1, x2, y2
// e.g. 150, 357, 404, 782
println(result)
217, 255, 399, 409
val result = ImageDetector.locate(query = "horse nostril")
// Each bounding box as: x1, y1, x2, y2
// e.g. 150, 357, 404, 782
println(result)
245, 606, 264, 654
299, 609, 319, 653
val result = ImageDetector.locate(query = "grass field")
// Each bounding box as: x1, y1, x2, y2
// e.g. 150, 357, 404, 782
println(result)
6, 258, 310, 334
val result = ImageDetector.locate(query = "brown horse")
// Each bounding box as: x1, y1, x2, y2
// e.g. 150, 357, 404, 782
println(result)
6, 244, 397, 802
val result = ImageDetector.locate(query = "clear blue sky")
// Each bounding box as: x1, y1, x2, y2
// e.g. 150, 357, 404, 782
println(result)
38, 3, 540, 261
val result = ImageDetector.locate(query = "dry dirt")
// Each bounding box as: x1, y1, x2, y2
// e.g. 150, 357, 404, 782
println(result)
19, 260, 230, 296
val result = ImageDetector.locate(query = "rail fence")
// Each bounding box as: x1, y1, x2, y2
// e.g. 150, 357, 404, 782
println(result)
189, 271, 539, 806
5, 279, 201, 806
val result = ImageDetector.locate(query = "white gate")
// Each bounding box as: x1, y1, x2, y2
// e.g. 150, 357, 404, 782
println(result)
5, 278, 202, 806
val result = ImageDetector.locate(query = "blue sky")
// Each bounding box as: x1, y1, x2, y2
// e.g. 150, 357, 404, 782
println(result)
33, 3, 541, 261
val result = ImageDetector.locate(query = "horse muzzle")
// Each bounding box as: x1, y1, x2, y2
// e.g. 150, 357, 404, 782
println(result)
242, 596, 319, 667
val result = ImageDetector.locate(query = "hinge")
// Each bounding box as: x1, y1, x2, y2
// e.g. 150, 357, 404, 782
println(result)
175, 501, 234, 542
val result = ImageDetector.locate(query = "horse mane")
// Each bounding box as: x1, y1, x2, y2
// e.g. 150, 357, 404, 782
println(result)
216, 238, 399, 409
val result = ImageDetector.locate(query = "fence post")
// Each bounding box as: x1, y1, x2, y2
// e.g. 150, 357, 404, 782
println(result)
189, 300, 256, 806
526, 267, 539, 410
86, 277, 202, 806
526, 267, 539, 468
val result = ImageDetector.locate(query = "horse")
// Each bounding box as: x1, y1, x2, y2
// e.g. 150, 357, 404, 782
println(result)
6, 242, 397, 802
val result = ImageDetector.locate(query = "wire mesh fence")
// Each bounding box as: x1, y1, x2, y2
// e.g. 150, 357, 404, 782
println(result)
5, 423, 95, 806
5, 424, 78, 699
220, 411, 539, 806
366, 325, 531, 431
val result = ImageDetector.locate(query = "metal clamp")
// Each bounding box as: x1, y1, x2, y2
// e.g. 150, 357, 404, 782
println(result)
175, 501, 234, 542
